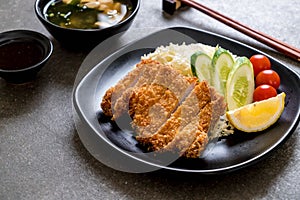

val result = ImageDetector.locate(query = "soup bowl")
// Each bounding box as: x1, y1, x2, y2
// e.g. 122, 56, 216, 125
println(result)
34, 0, 140, 49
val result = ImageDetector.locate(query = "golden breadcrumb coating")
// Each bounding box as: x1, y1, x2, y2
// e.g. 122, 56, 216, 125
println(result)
183, 87, 226, 158
129, 84, 178, 128
112, 60, 164, 119
100, 59, 226, 158
136, 81, 211, 152
101, 59, 163, 119
101, 87, 114, 117
129, 62, 197, 138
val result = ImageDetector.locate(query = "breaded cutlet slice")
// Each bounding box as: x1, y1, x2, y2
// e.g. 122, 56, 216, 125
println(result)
101, 59, 163, 119
100, 63, 146, 117
165, 103, 212, 157
161, 87, 225, 158
129, 64, 197, 138
129, 84, 179, 132
150, 62, 197, 104
135, 81, 211, 152
183, 87, 226, 158
112, 60, 164, 119
209, 87, 227, 130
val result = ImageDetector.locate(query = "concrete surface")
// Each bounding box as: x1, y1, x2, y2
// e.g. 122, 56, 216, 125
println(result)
1, 0, 300, 199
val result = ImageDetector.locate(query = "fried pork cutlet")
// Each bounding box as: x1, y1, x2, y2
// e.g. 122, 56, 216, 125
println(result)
100, 62, 146, 117
129, 63, 197, 138
100, 59, 226, 158
134, 82, 226, 158
129, 84, 179, 133
183, 87, 226, 158
135, 81, 211, 153
101, 60, 163, 119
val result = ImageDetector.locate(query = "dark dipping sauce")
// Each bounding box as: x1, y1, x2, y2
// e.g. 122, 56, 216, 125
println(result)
0, 40, 44, 70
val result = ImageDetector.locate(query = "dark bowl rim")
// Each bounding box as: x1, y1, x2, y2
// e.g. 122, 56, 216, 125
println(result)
34, 0, 140, 32
0, 29, 53, 73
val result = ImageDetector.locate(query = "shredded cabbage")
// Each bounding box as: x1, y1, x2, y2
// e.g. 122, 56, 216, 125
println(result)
142, 43, 217, 76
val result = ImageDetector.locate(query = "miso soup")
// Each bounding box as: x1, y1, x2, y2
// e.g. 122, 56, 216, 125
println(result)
44, 0, 132, 29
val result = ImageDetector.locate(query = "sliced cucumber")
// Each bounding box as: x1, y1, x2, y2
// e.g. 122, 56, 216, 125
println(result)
226, 57, 255, 110
191, 51, 212, 84
211, 47, 234, 96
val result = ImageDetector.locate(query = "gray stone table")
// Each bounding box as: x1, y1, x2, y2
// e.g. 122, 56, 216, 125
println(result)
1, 0, 300, 199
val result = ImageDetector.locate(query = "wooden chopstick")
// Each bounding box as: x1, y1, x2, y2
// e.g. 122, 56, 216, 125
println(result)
180, 0, 300, 61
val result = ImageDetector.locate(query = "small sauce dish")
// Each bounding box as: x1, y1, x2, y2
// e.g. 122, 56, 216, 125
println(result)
0, 30, 53, 83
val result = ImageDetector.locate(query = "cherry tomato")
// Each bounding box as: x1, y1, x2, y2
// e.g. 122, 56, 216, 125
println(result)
255, 70, 281, 89
250, 54, 271, 77
253, 84, 277, 102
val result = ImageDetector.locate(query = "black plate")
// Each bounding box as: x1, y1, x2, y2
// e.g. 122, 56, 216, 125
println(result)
73, 27, 300, 174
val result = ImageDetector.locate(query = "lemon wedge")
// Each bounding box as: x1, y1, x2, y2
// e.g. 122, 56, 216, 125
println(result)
226, 92, 286, 132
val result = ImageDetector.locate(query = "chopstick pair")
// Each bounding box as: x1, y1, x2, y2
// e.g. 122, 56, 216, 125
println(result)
172, 0, 300, 61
